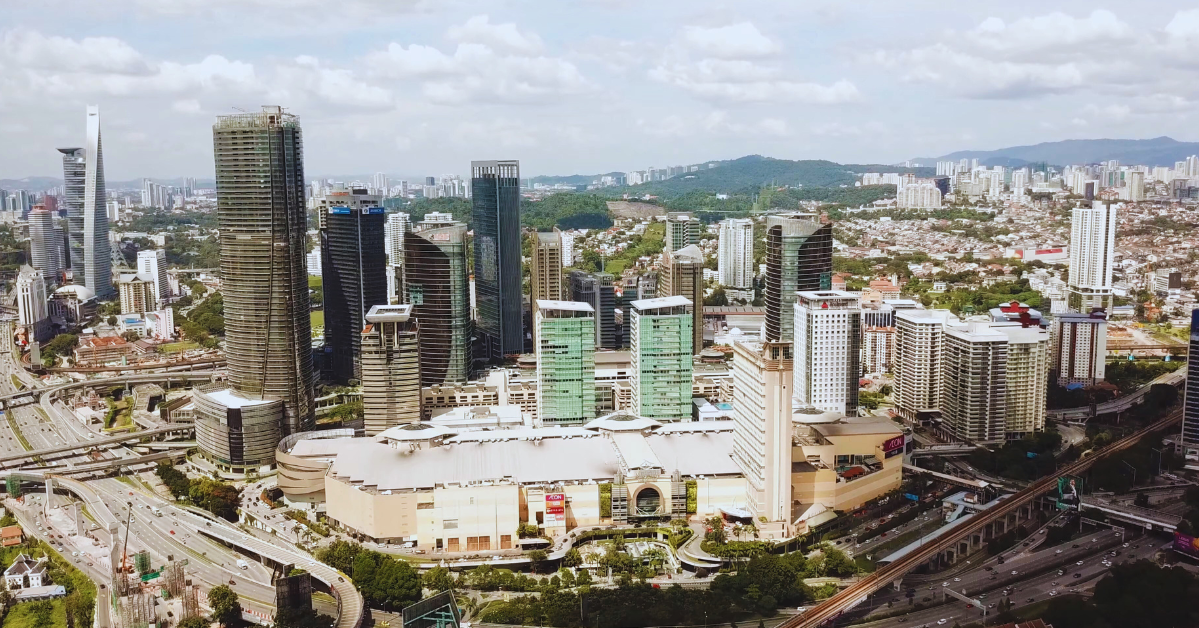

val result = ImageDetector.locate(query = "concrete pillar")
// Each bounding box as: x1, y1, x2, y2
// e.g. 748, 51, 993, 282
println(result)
108, 523, 121, 573
43, 477, 53, 516
74, 502, 83, 536
892, 576, 903, 591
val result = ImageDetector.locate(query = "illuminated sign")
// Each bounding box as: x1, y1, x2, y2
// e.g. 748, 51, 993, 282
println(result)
328, 207, 352, 215
364, 207, 385, 214
1174, 532, 1199, 559
882, 435, 905, 453
546, 493, 565, 514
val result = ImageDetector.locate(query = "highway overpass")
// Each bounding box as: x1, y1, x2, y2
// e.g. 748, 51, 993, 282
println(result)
1047, 369, 1184, 422
1080, 496, 1182, 532
0, 423, 193, 467
779, 408, 1182, 628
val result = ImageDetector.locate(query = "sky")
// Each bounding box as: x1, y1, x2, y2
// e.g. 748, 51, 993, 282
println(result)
4, 0, 1199, 181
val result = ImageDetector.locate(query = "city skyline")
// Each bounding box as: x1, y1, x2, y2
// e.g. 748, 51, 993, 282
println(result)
6, 3, 1199, 180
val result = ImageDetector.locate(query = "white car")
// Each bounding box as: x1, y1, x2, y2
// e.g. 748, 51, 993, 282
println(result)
1056, 549, 1063, 554
1077, 561, 1084, 565
942, 582, 949, 587
953, 577, 961, 582
938, 620, 948, 626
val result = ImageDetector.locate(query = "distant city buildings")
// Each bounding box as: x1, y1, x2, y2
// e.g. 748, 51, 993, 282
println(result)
136, 249, 169, 307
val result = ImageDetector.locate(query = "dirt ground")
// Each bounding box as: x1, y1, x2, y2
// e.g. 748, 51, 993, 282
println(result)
607, 200, 664, 220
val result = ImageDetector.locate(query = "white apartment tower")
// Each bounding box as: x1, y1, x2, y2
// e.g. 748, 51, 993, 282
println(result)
894, 309, 960, 422
718, 218, 754, 291
996, 325, 1049, 438
1051, 310, 1107, 386
385, 212, 410, 267
15, 266, 49, 342
732, 341, 794, 525
1067, 201, 1117, 311
792, 291, 861, 415
941, 323, 1008, 444
136, 249, 169, 306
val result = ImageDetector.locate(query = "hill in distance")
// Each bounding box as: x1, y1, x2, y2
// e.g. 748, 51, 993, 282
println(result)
915, 136, 1199, 168
538, 155, 932, 196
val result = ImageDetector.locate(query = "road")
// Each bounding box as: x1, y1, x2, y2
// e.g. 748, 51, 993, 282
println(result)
778, 408, 1183, 628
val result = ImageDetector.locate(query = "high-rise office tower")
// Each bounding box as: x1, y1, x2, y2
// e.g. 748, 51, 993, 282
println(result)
81, 106, 113, 299
894, 309, 960, 423
658, 244, 704, 354
15, 266, 50, 342
404, 215, 473, 386
1181, 309, 1199, 461
1067, 201, 1116, 312
792, 291, 861, 415
319, 191, 387, 383
136, 249, 169, 306
629, 296, 694, 421
28, 207, 61, 285
665, 212, 699, 252
732, 340, 793, 524
764, 213, 833, 342
530, 231, 565, 303
941, 323, 1008, 444
570, 271, 617, 349
211, 106, 315, 437
57, 148, 85, 272
718, 218, 754, 292
1050, 310, 1107, 386
995, 325, 1049, 439
536, 300, 596, 426
385, 212, 410, 267
360, 304, 421, 435
471, 160, 523, 363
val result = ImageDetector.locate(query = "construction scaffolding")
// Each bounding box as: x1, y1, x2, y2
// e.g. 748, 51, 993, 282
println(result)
118, 591, 156, 628
181, 585, 201, 622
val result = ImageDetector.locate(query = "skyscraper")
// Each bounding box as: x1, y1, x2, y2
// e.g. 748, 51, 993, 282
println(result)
82, 106, 113, 299
57, 148, 84, 272
385, 212, 410, 267
536, 300, 596, 425
732, 340, 793, 524
360, 304, 421, 435
319, 190, 387, 383
211, 106, 315, 436
570, 271, 617, 349
1067, 201, 1117, 312
665, 212, 699, 252
1050, 310, 1107, 386
792, 291, 861, 415
405, 216, 473, 386
764, 213, 833, 342
28, 207, 62, 285
15, 266, 49, 343
658, 244, 704, 354
718, 218, 754, 295
894, 309, 960, 423
1181, 309, 1199, 462
941, 323, 1008, 444
471, 160, 523, 362
995, 325, 1049, 439
530, 231, 565, 303
136, 249, 169, 306
629, 296, 694, 421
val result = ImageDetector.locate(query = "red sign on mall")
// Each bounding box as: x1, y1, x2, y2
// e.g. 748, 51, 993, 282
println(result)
882, 435, 905, 453
546, 493, 565, 515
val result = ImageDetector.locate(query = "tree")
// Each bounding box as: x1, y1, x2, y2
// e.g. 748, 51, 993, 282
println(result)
316, 540, 363, 574
178, 617, 211, 628
528, 549, 548, 573
563, 547, 582, 568
422, 566, 455, 593
208, 584, 242, 627
29, 600, 54, 628
274, 607, 335, 628
704, 287, 729, 307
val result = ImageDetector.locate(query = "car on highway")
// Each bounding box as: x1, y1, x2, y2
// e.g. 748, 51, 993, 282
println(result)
937, 620, 948, 626
1050, 590, 1058, 597
1076, 561, 1084, 565
942, 582, 949, 587
1027, 598, 1035, 603
1056, 549, 1063, 554
1074, 573, 1082, 578
1011, 570, 1018, 575
953, 577, 961, 582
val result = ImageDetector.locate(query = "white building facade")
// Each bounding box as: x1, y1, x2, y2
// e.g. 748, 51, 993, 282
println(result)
792, 291, 861, 415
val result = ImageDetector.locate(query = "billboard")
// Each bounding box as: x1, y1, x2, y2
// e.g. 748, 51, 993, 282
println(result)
545, 493, 565, 515
1173, 532, 1199, 560
1056, 476, 1082, 510
882, 435, 905, 453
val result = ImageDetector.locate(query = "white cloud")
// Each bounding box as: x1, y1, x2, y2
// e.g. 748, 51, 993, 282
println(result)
172, 99, 202, 114
447, 15, 544, 55
650, 20, 857, 104
273, 56, 393, 109
679, 22, 781, 59
2, 31, 149, 74
963, 10, 1136, 61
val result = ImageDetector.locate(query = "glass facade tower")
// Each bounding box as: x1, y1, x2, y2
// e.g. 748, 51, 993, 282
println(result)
319, 192, 388, 384
764, 213, 833, 342
212, 105, 315, 436
629, 295, 694, 421
536, 300, 596, 425
404, 216, 473, 386
471, 160, 524, 362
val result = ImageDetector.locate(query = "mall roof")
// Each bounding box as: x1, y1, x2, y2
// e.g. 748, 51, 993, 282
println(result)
811, 420, 903, 438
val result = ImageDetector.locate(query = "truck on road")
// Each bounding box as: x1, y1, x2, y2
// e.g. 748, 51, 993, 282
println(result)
237, 560, 248, 570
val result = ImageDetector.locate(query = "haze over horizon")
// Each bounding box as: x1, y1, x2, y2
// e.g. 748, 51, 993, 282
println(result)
5, 1, 1199, 180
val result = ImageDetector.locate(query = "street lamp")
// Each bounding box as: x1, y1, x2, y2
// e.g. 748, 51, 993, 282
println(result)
1150, 448, 1164, 476
1122, 461, 1137, 487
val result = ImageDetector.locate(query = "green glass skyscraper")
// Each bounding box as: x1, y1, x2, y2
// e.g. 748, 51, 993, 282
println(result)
536, 300, 596, 425
629, 295, 694, 421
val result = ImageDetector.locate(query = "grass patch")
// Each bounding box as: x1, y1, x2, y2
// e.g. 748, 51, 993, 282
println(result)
0, 539, 97, 628
2, 599, 65, 628
9, 375, 23, 391
159, 341, 200, 354
6, 413, 31, 452
311, 310, 325, 328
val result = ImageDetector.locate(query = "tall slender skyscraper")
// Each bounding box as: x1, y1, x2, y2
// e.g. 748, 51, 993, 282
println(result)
57, 148, 85, 273
732, 341, 793, 524
1067, 200, 1117, 312
570, 271, 617, 349
82, 106, 113, 299
318, 190, 387, 383
530, 231, 565, 303
28, 206, 62, 285
211, 106, 315, 436
1181, 309, 1199, 462
658, 244, 705, 354
471, 160, 523, 362
764, 213, 833, 342
405, 216, 473, 386
718, 218, 754, 294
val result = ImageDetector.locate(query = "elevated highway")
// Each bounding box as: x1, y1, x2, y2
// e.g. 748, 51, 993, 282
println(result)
1047, 369, 1184, 422
1080, 496, 1182, 532
0, 423, 193, 467
780, 408, 1182, 628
